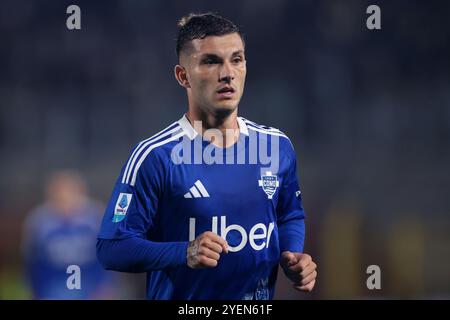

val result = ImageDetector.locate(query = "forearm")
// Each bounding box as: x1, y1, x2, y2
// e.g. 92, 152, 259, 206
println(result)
96, 237, 189, 273
278, 217, 305, 253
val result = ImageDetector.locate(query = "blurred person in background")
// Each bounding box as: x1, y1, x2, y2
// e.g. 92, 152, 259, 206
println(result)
21, 170, 116, 299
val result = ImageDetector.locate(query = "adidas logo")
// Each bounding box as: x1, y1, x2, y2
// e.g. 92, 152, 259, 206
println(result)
184, 180, 210, 198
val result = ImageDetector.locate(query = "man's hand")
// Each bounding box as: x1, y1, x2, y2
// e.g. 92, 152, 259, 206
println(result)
187, 231, 229, 269
280, 251, 317, 292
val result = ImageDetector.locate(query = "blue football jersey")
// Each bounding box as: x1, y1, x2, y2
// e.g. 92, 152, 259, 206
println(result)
98, 115, 306, 299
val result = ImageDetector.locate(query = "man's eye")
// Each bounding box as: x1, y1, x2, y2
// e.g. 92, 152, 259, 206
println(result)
203, 59, 217, 65
233, 58, 243, 64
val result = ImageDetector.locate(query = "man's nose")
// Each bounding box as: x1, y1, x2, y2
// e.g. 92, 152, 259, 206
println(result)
219, 62, 235, 82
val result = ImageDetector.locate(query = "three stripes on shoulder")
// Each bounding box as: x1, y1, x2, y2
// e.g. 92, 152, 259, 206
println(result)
241, 118, 289, 139
121, 122, 182, 187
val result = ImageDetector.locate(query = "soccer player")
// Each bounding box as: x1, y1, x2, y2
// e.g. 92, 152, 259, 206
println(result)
97, 12, 317, 300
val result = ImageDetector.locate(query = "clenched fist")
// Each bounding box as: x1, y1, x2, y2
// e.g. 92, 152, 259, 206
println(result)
280, 251, 317, 292
187, 231, 229, 269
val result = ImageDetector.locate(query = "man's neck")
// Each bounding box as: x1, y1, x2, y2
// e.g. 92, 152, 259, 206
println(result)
186, 108, 240, 148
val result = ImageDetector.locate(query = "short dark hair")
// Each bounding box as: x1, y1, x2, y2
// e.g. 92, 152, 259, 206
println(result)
176, 12, 244, 58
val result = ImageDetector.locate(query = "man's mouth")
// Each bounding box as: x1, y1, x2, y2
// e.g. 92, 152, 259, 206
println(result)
217, 86, 236, 98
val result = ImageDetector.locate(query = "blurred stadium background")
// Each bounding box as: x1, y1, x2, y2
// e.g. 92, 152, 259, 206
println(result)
1, 0, 450, 299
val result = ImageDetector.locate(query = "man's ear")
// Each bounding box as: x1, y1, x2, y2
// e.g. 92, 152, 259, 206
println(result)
174, 64, 191, 89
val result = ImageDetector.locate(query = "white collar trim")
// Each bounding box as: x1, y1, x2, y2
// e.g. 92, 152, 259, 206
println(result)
177, 114, 249, 140
177, 114, 198, 140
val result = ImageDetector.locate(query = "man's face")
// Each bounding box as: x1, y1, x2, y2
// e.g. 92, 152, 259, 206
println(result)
180, 33, 246, 115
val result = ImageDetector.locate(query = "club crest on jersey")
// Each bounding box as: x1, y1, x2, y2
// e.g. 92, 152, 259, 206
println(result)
258, 171, 279, 199
112, 193, 132, 223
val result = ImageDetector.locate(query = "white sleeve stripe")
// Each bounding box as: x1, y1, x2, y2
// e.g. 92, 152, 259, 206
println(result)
130, 131, 185, 186
122, 122, 179, 183
243, 119, 282, 133
122, 125, 181, 184
247, 125, 289, 139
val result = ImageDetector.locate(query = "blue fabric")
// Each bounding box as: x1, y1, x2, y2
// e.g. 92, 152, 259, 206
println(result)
97, 116, 306, 299
97, 237, 188, 272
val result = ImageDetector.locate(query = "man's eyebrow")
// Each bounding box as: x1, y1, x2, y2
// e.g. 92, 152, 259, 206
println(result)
199, 53, 222, 60
198, 51, 244, 62
231, 50, 245, 56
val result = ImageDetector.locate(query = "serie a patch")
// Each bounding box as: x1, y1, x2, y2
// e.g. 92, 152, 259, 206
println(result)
112, 193, 132, 223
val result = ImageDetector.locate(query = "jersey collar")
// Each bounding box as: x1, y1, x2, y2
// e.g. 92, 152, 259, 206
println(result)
177, 114, 249, 140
